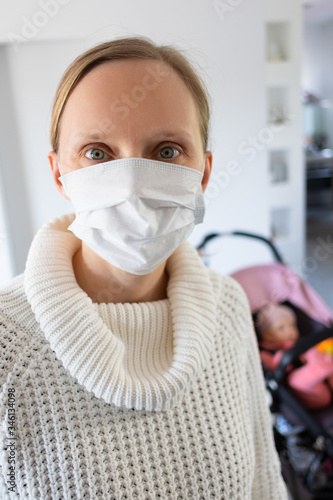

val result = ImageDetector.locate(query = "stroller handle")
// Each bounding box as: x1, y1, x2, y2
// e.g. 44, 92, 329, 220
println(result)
196, 231, 285, 264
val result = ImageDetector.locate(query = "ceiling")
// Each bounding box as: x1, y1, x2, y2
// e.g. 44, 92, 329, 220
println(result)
303, 0, 333, 24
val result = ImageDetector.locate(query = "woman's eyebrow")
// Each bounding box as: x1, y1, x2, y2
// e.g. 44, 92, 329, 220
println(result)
151, 130, 195, 144
69, 130, 195, 146
69, 132, 107, 146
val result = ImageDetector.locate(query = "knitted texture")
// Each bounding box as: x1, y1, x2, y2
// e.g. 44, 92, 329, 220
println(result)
23, 215, 216, 412
0, 215, 288, 499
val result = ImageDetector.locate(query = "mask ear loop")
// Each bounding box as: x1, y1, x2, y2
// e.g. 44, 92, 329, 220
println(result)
58, 163, 64, 179
57, 163, 71, 198
57, 152, 70, 178
200, 157, 207, 180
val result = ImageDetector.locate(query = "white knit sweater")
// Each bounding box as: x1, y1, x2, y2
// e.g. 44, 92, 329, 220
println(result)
0, 215, 287, 499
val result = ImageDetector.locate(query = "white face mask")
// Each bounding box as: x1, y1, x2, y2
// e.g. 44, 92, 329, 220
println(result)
59, 157, 205, 275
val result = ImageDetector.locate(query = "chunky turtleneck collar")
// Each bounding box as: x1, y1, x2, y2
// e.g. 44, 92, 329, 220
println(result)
24, 214, 217, 411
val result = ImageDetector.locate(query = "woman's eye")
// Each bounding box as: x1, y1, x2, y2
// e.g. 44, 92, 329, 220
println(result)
85, 148, 109, 161
158, 146, 180, 160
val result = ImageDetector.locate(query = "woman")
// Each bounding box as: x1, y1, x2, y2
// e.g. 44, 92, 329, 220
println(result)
0, 37, 287, 499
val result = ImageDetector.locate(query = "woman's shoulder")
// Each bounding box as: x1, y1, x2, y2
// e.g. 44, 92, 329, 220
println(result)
0, 274, 30, 321
0, 274, 41, 389
206, 266, 251, 312
0, 273, 40, 333
205, 267, 254, 342
0, 273, 25, 294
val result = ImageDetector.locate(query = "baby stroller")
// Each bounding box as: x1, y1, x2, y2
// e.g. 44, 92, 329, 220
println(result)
196, 231, 333, 500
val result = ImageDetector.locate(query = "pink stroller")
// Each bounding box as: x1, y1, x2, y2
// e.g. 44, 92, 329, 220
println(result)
197, 231, 333, 500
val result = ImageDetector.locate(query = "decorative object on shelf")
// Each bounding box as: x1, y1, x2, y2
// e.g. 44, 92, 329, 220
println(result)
270, 151, 288, 184
267, 42, 284, 62
271, 208, 290, 239
266, 21, 289, 62
269, 108, 289, 125
267, 87, 290, 125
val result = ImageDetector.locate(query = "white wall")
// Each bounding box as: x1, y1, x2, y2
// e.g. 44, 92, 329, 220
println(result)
263, 0, 305, 274
0, 0, 277, 281
0, 47, 34, 277
0, 181, 13, 287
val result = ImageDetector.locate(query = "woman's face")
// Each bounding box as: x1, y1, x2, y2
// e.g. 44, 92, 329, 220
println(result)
49, 58, 212, 197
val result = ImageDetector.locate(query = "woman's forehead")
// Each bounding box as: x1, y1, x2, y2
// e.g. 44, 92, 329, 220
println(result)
65, 59, 194, 107
59, 59, 201, 146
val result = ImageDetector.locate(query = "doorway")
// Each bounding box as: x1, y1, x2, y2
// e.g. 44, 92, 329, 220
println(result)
302, 0, 333, 311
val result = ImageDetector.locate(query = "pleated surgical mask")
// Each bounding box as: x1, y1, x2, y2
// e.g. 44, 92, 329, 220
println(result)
59, 157, 205, 275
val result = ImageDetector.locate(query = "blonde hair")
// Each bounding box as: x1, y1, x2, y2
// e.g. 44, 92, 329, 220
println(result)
50, 36, 210, 153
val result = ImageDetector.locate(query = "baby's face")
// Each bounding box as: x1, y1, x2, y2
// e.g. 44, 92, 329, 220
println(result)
262, 316, 299, 348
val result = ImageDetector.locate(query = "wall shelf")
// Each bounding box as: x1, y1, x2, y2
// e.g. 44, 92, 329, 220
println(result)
270, 207, 291, 239
264, 0, 304, 268
266, 21, 291, 62
266, 61, 292, 86
267, 86, 290, 126
269, 149, 289, 184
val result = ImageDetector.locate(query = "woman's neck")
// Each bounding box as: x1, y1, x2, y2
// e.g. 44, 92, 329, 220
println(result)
72, 243, 169, 304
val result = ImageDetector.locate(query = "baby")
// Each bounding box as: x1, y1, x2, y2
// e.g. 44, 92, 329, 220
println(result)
257, 303, 333, 409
